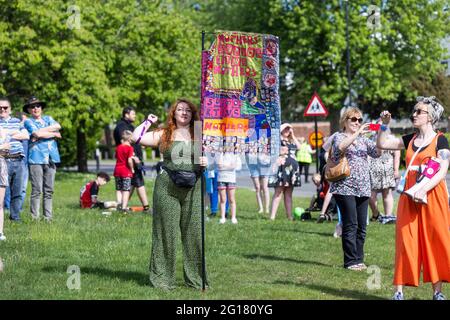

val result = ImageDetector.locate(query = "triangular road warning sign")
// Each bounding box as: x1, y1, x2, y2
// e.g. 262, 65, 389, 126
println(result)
304, 93, 328, 117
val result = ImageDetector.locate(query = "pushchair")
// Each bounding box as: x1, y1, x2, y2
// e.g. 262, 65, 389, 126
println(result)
303, 174, 338, 221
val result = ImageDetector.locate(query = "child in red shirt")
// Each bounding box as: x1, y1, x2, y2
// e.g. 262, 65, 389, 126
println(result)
80, 172, 111, 209
114, 130, 136, 213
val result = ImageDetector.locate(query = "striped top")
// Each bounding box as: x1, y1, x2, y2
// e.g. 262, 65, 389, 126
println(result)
0, 117, 28, 156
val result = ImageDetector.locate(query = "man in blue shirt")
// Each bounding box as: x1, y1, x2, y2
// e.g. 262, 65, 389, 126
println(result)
0, 98, 30, 222
23, 96, 61, 222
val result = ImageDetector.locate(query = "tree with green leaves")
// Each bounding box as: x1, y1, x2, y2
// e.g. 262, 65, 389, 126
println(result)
0, 0, 201, 171
201, 0, 450, 128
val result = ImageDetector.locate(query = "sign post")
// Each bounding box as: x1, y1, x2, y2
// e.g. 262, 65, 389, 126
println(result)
303, 92, 328, 173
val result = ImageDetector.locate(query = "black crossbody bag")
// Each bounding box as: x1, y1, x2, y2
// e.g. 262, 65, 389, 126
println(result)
162, 166, 200, 188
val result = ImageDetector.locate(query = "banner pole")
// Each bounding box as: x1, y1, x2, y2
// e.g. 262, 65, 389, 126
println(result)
200, 30, 207, 292
314, 116, 319, 174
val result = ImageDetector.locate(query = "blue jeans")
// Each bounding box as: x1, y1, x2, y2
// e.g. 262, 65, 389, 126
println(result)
20, 161, 29, 211
6, 158, 25, 221
334, 195, 369, 268
4, 185, 10, 210
4, 162, 28, 211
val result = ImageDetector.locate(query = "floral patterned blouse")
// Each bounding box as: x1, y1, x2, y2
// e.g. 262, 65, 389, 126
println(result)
329, 132, 380, 197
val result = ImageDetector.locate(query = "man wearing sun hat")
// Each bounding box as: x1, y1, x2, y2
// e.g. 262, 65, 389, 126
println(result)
0, 97, 30, 223
23, 96, 61, 222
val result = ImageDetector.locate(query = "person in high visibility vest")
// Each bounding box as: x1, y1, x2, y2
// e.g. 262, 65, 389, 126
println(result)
296, 137, 315, 183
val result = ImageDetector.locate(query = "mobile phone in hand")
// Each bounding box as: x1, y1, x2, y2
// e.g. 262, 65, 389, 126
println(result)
369, 123, 381, 131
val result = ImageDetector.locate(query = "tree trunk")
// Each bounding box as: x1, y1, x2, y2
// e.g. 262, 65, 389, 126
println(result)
104, 124, 113, 159
329, 105, 341, 133
77, 126, 88, 172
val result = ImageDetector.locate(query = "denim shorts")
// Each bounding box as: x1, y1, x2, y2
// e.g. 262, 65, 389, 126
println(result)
0, 158, 7, 187
248, 164, 272, 178
131, 169, 145, 188
217, 182, 236, 190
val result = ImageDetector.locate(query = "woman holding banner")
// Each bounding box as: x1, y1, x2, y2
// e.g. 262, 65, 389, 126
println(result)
377, 96, 450, 300
132, 98, 208, 290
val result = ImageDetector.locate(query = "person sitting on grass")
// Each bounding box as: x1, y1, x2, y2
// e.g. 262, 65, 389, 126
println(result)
114, 130, 136, 214
80, 172, 115, 209
308, 173, 325, 212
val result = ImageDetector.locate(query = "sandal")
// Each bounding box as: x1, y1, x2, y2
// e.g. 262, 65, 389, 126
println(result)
370, 212, 380, 222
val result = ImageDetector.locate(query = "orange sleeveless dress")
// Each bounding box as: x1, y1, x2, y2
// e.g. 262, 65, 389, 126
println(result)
393, 133, 450, 286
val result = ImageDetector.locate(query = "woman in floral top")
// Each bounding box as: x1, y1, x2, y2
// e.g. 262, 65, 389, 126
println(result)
330, 107, 380, 271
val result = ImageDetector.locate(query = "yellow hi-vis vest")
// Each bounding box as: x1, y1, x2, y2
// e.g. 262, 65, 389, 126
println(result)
296, 143, 312, 163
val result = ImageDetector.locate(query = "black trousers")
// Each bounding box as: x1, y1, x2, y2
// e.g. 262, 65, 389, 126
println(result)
334, 194, 369, 268
297, 162, 310, 182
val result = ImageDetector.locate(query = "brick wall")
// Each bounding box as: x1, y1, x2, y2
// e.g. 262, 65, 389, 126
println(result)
290, 121, 331, 144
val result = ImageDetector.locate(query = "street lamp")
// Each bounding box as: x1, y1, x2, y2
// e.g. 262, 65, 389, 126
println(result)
344, 0, 352, 108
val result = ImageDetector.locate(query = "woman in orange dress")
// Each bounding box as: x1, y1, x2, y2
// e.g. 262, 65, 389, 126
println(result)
377, 96, 450, 300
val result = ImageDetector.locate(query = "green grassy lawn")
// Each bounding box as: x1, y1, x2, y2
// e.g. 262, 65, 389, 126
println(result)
0, 172, 440, 300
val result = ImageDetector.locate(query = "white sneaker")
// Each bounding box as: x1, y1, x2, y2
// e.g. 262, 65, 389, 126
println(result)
219, 218, 226, 224
0, 233, 6, 241
231, 218, 238, 224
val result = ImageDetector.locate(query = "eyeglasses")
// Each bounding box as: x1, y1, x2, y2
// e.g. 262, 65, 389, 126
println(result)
348, 117, 363, 124
0, 106, 9, 111
412, 109, 428, 116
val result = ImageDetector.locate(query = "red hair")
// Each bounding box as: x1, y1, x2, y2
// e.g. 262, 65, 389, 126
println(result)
159, 98, 200, 152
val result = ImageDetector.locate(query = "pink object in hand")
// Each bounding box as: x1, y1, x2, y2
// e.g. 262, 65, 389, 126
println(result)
422, 158, 440, 179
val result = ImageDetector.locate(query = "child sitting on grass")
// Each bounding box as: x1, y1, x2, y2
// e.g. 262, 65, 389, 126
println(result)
80, 172, 115, 209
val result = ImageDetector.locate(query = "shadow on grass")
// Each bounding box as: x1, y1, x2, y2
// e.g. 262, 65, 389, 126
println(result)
62, 203, 85, 211
42, 266, 149, 287
274, 280, 386, 300
269, 228, 334, 238
244, 254, 332, 267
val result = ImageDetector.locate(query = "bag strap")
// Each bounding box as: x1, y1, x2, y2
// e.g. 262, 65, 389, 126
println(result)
403, 133, 436, 178
162, 165, 201, 177
329, 133, 345, 162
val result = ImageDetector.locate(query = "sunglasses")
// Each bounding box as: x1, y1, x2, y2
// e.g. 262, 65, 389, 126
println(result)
348, 117, 363, 124
412, 108, 428, 116
29, 105, 42, 109
0, 106, 9, 111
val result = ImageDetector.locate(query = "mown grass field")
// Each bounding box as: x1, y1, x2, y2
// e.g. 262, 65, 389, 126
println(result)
0, 172, 441, 300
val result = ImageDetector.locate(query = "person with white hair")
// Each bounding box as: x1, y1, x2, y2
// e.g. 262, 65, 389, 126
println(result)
377, 96, 450, 300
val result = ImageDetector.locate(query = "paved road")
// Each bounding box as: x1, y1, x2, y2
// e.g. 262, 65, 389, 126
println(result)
70, 160, 450, 199
68, 160, 319, 197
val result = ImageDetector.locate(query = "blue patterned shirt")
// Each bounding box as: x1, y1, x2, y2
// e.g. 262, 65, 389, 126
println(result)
24, 116, 61, 164
0, 117, 28, 156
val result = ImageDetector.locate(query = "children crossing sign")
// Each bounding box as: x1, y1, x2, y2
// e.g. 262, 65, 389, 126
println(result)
303, 92, 328, 117
303, 92, 327, 173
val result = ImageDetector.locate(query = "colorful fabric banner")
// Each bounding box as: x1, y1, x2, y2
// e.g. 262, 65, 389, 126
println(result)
201, 31, 281, 160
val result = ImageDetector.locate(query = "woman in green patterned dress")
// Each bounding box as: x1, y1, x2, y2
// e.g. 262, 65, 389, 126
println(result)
132, 99, 208, 289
